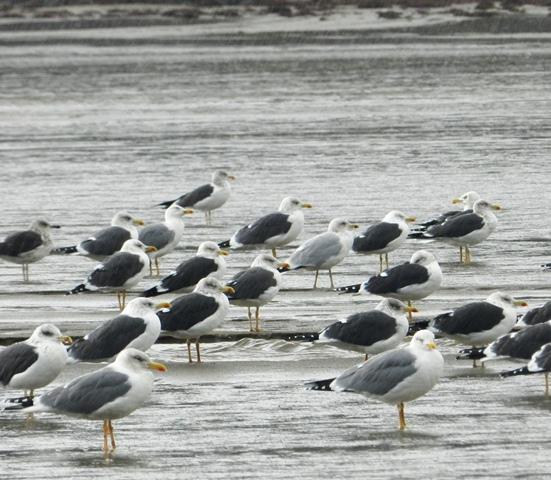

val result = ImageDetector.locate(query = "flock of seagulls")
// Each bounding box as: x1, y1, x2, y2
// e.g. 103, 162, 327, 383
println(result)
0, 169, 549, 458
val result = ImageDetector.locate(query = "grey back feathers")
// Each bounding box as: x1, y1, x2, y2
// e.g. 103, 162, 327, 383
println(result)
0, 343, 39, 386
39, 371, 131, 415
333, 349, 417, 396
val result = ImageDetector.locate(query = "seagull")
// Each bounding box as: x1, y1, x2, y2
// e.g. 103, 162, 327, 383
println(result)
317, 298, 417, 361
138, 205, 193, 276
421, 199, 501, 264
16, 348, 167, 459
226, 254, 287, 332
501, 343, 551, 397
67, 297, 170, 363
430, 292, 527, 367
305, 330, 444, 431
54, 211, 144, 261
410, 191, 482, 235
0, 219, 60, 282
284, 218, 359, 289
517, 300, 551, 328
0, 324, 71, 398
158, 277, 233, 363
352, 210, 416, 271
336, 250, 442, 319
158, 170, 235, 225
142, 241, 228, 297
472, 319, 551, 365
69, 239, 157, 310
218, 197, 313, 257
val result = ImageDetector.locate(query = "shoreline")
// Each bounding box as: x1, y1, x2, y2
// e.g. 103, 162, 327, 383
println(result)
1, 2, 551, 35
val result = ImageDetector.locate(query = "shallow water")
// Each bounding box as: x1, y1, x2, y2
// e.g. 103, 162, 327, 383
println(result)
1, 25, 551, 479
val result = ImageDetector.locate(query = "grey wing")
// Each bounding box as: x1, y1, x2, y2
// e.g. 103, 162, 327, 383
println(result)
226, 268, 277, 300
332, 349, 417, 396
80, 226, 131, 257
139, 224, 175, 250
39, 370, 131, 415
88, 252, 144, 287
321, 311, 398, 347
427, 213, 484, 239
234, 212, 292, 245
290, 233, 342, 268
353, 222, 401, 253
68, 315, 148, 361
0, 230, 43, 256
161, 257, 218, 292
0, 343, 39, 386
175, 184, 214, 208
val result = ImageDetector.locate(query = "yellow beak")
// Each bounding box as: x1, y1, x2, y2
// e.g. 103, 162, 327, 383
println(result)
227, 175, 236, 181
155, 302, 171, 310
452, 198, 462, 204
405, 216, 416, 223
405, 306, 418, 314
426, 341, 437, 350
182, 209, 194, 216
350, 224, 360, 229
278, 262, 290, 271
302, 203, 313, 209
145, 246, 158, 253
491, 204, 502, 211
222, 286, 235, 295
218, 249, 230, 256
133, 219, 145, 226
59, 335, 73, 346
514, 300, 528, 307
148, 361, 168, 372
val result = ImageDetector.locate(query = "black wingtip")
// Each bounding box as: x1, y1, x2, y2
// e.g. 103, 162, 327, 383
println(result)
67, 283, 88, 295
53, 245, 78, 254
158, 200, 174, 209
408, 231, 428, 239
407, 320, 430, 336
500, 366, 531, 378
541, 263, 551, 271
304, 378, 335, 391
335, 283, 361, 294
218, 240, 230, 249
141, 287, 159, 298
456, 347, 487, 360
1, 395, 34, 411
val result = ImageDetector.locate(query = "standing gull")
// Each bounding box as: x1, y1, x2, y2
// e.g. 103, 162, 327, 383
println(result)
15, 349, 166, 459
284, 218, 359, 289
318, 298, 417, 361
430, 292, 527, 366
352, 210, 416, 271
158, 277, 233, 363
337, 250, 442, 319
142, 241, 228, 297
226, 254, 287, 332
0, 324, 70, 399
69, 239, 157, 310
158, 170, 235, 225
218, 197, 313, 257
306, 330, 444, 430
501, 343, 551, 397
0, 219, 60, 282
139, 204, 193, 276
67, 298, 170, 363
54, 211, 144, 261
421, 199, 501, 264
410, 191, 482, 235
